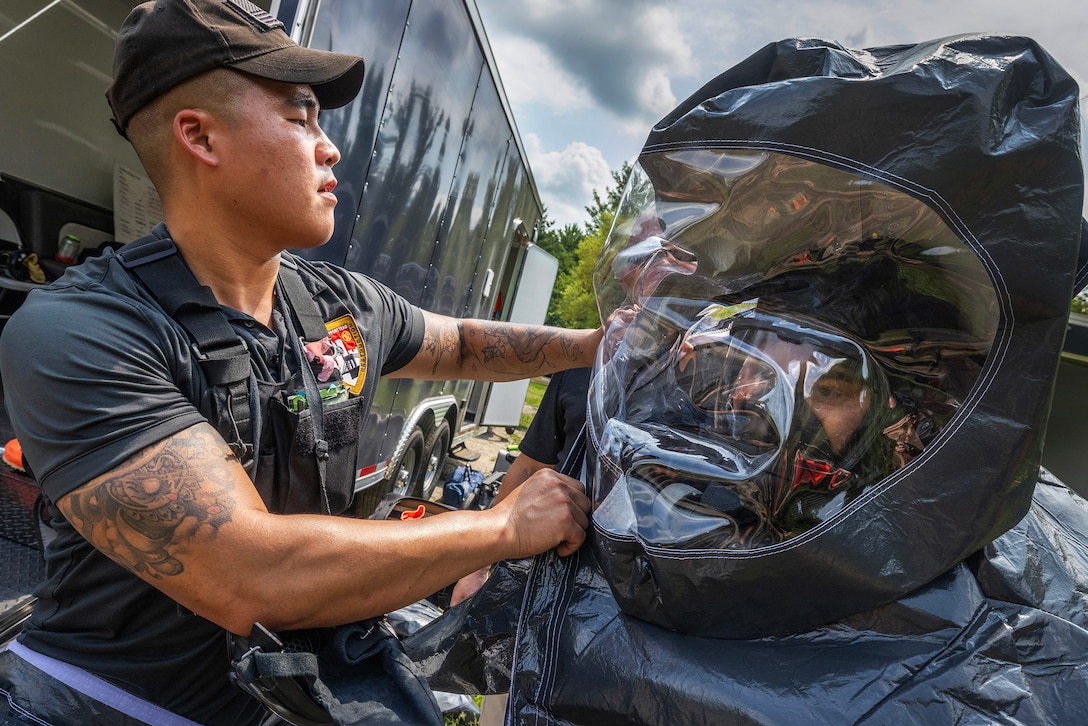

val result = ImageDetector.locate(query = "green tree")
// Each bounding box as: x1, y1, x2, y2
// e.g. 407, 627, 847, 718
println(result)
536, 212, 583, 271
584, 162, 633, 235
548, 162, 635, 326
1073, 291, 1088, 316
545, 163, 634, 328
552, 209, 614, 329
536, 213, 586, 326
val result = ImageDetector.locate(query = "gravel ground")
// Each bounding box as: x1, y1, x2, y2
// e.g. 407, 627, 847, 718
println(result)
444, 383, 544, 481
446, 426, 519, 479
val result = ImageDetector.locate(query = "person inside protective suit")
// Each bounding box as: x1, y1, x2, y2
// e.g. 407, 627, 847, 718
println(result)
405, 34, 1088, 725
592, 232, 979, 557
583, 144, 1008, 638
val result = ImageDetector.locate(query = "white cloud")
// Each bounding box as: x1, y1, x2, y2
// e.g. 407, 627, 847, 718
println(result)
669, 0, 1088, 84
489, 35, 595, 113
523, 134, 613, 228
637, 5, 695, 75
635, 68, 678, 123
477, 0, 695, 129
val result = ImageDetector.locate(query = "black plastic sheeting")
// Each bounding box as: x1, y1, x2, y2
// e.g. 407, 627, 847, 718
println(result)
410, 473, 1088, 724
405, 35, 1088, 724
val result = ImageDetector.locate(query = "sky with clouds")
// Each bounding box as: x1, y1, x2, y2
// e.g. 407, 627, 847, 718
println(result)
474, 0, 1088, 229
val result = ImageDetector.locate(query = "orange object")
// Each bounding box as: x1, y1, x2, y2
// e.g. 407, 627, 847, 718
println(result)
400, 504, 427, 520
2, 438, 25, 472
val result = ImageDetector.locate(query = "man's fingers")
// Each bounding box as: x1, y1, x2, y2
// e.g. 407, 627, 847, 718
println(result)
549, 473, 591, 557
555, 528, 586, 558
502, 469, 593, 559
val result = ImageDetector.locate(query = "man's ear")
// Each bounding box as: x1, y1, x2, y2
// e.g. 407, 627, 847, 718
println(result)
173, 109, 219, 167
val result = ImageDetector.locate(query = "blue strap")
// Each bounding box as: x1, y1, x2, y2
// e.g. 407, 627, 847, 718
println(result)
4, 642, 200, 726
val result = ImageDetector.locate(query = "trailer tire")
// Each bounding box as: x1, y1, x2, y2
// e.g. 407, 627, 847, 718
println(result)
348, 427, 427, 518
390, 428, 426, 497
419, 421, 451, 501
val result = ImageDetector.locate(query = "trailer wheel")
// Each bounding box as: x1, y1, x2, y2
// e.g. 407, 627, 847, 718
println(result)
419, 421, 451, 501
390, 428, 426, 497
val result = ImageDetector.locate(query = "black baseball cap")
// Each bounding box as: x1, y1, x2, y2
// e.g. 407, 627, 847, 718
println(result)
106, 0, 365, 134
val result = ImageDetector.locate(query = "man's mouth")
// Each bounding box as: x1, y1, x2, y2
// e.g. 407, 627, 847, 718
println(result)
318, 179, 337, 194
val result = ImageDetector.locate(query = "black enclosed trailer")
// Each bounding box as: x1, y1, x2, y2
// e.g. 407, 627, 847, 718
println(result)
1045, 313, 1088, 495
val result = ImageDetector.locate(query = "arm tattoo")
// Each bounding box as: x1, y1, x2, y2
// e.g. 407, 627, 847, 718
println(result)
422, 319, 463, 375
65, 428, 237, 579
475, 324, 584, 373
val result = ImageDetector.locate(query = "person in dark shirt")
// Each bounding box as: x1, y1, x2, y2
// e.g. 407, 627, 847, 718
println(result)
450, 366, 591, 726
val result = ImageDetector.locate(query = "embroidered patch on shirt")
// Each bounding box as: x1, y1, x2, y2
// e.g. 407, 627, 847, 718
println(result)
323, 315, 367, 395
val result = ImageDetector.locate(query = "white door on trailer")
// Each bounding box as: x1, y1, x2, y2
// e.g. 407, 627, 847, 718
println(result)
480, 244, 558, 426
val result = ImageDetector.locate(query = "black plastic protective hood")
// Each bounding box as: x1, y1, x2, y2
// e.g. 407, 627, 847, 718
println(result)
405, 34, 1088, 726
586, 34, 1085, 639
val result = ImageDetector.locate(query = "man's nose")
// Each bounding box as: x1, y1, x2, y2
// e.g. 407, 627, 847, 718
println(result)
318, 130, 341, 166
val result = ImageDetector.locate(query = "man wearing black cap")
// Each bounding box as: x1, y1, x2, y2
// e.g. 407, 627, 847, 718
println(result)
0, 1, 596, 723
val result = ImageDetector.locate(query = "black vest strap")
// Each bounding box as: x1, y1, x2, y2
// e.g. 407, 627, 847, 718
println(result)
119, 236, 255, 465
276, 258, 334, 509
276, 256, 328, 342
119, 236, 336, 483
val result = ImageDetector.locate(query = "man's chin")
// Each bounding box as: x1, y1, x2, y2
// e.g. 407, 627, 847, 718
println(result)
291, 230, 335, 250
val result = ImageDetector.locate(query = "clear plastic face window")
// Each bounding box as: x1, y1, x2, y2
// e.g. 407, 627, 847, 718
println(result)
589, 150, 999, 550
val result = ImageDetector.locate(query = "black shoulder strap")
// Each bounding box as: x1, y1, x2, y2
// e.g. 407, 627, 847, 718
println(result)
119, 236, 255, 466
276, 259, 335, 509
276, 256, 328, 342
559, 422, 588, 481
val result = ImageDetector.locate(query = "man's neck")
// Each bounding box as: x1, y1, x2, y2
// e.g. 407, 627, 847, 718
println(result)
166, 221, 282, 327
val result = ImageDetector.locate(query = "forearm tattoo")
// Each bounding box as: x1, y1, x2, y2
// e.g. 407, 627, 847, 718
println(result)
470, 323, 584, 373
421, 319, 463, 375
64, 427, 237, 579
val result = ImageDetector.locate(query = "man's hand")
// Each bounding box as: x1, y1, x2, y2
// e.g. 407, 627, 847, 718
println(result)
452, 468, 590, 606
451, 451, 562, 605
490, 468, 590, 559
603, 304, 639, 363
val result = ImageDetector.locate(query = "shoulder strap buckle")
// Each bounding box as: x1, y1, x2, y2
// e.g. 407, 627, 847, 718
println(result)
122, 235, 255, 466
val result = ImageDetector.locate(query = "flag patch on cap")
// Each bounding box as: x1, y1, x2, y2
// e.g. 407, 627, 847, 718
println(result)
224, 0, 284, 32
